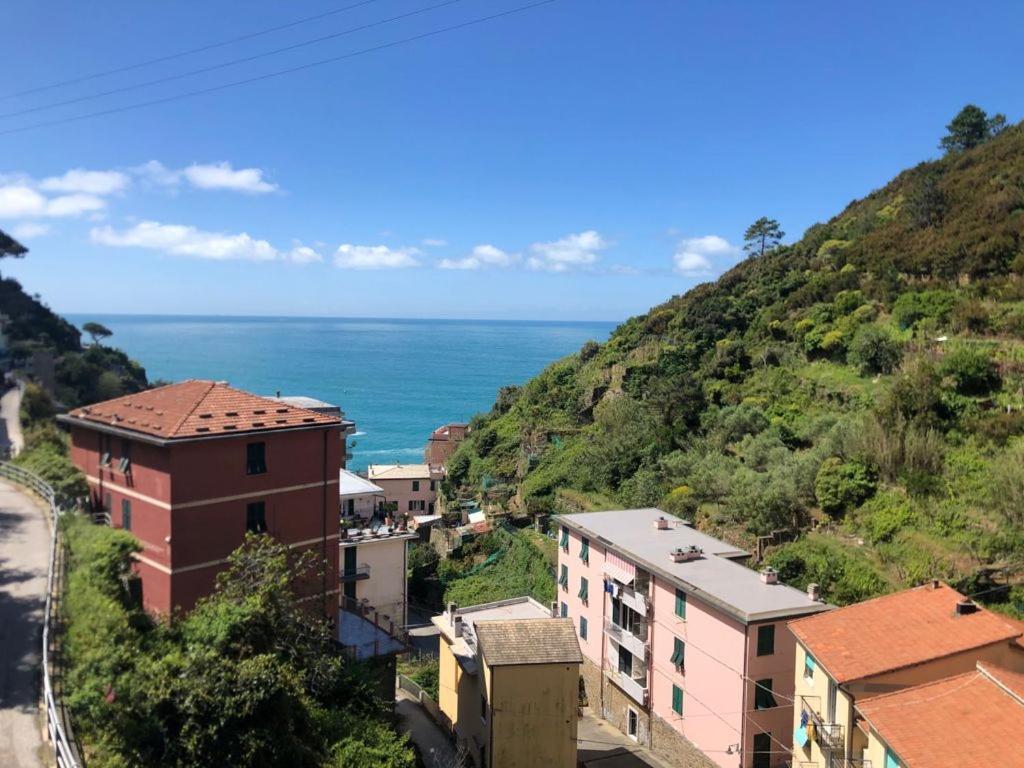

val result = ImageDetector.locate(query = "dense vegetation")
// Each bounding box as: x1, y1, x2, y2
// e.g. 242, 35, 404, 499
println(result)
62, 519, 414, 768
446, 108, 1024, 616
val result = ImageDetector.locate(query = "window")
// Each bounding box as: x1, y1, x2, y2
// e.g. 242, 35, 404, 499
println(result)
409, 500, 425, 511
429, 480, 436, 492
827, 679, 838, 722
560, 602, 568, 618
580, 537, 590, 564
752, 733, 771, 768
675, 588, 687, 619
118, 439, 132, 473
671, 684, 683, 716
618, 648, 633, 676
579, 616, 588, 640
670, 637, 685, 669
559, 526, 569, 552
121, 499, 132, 531
100, 434, 112, 466
246, 442, 267, 475
885, 748, 901, 768
578, 577, 589, 604
412, 480, 420, 492
757, 624, 775, 656
627, 708, 638, 740
428, 502, 435, 514
343, 498, 355, 515
246, 501, 267, 533
754, 678, 777, 710
103, 492, 112, 512
480, 693, 487, 721
559, 564, 569, 590
804, 652, 816, 681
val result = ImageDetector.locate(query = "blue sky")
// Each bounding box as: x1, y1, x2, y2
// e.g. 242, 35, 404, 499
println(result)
1, 0, 1022, 321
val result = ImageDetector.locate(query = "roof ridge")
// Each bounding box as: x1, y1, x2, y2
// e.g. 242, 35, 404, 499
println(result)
168, 379, 217, 437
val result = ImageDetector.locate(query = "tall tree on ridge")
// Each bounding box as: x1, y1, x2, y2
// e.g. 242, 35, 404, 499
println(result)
743, 217, 785, 258
940, 104, 1007, 153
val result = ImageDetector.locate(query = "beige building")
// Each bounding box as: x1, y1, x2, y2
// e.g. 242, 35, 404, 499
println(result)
788, 581, 1024, 768
367, 463, 440, 517
433, 597, 583, 768
338, 524, 417, 643
339, 468, 383, 520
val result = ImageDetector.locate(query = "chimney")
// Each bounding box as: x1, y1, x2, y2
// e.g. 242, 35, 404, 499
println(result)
655, 516, 670, 530
670, 546, 703, 563
760, 567, 779, 585
453, 615, 464, 638
447, 602, 458, 618
931, 578, 940, 589
807, 582, 821, 601
955, 598, 978, 616
550, 601, 559, 618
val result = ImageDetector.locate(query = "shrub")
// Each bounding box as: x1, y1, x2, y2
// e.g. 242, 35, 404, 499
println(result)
892, 290, 956, 330
814, 458, 877, 517
766, 535, 889, 605
19, 381, 56, 426
940, 344, 1001, 395
847, 325, 903, 375
856, 492, 918, 543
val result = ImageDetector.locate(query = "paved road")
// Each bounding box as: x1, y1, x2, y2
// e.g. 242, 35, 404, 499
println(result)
0, 384, 24, 458
578, 710, 672, 768
396, 689, 456, 768
0, 479, 48, 768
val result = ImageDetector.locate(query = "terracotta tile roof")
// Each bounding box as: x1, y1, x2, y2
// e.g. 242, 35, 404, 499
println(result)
474, 618, 583, 667
857, 664, 1024, 768
789, 582, 1023, 683
64, 380, 339, 440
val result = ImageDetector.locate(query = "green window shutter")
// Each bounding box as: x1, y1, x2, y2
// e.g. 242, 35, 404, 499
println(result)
560, 527, 569, 550
559, 564, 569, 589
578, 577, 589, 602
580, 616, 588, 640
672, 684, 683, 715
885, 748, 901, 768
580, 537, 589, 564
670, 637, 685, 667
675, 588, 686, 619
804, 652, 816, 679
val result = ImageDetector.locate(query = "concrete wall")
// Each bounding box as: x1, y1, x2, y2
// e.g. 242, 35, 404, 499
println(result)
488, 662, 579, 768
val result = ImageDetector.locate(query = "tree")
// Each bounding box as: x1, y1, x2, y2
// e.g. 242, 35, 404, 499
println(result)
939, 104, 1007, 153
814, 458, 877, 517
847, 325, 903, 375
743, 217, 785, 257
0, 228, 27, 259
82, 321, 113, 345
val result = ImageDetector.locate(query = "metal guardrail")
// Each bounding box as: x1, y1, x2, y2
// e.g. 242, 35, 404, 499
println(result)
0, 462, 83, 768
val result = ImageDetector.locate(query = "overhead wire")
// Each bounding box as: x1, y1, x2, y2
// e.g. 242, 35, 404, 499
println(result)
0, 0, 469, 120
0, 0, 557, 137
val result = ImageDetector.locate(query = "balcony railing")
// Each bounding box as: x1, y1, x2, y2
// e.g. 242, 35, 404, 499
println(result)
604, 618, 648, 660
617, 582, 649, 616
604, 660, 648, 706
831, 759, 871, 768
801, 696, 845, 753
339, 563, 371, 581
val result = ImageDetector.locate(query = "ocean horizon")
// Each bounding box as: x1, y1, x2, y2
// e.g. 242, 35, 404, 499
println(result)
66, 314, 618, 471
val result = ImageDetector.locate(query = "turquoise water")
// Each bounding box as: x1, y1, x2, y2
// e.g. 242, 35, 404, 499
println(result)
66, 315, 616, 471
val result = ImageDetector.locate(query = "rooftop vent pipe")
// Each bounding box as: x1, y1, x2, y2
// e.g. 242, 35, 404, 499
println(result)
807, 583, 821, 601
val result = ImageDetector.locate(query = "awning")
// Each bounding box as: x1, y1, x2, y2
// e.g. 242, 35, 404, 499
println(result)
602, 561, 634, 585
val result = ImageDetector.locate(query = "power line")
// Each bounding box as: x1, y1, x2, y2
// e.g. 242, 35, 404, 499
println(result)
0, 0, 557, 138
0, 0, 385, 102
0, 0, 469, 120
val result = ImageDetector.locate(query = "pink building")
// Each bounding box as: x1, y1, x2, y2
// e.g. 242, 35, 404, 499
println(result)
557, 509, 829, 768
367, 463, 440, 517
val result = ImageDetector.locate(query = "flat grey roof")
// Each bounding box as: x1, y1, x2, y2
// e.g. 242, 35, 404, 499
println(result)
557, 508, 828, 624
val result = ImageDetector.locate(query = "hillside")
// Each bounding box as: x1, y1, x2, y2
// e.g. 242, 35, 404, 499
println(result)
445, 110, 1024, 615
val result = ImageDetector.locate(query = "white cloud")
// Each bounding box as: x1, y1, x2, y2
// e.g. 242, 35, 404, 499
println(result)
438, 243, 518, 270
334, 244, 420, 270
91, 221, 279, 261
10, 222, 50, 239
285, 245, 324, 264
182, 162, 277, 194
132, 160, 182, 188
0, 184, 107, 219
673, 234, 739, 276
39, 169, 129, 195
422, 238, 448, 247
528, 230, 608, 272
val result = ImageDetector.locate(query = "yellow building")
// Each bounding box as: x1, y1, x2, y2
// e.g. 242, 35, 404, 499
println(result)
787, 582, 1024, 768
433, 597, 583, 768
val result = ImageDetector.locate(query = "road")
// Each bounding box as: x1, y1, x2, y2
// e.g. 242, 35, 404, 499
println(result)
0, 478, 48, 768
0, 383, 24, 458
396, 688, 456, 768
578, 710, 673, 768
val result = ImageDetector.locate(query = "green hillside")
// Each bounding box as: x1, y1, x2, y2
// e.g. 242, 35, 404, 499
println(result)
445, 108, 1024, 615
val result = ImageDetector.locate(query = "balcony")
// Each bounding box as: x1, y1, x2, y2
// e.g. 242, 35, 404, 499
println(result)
604, 618, 648, 661
339, 563, 371, 582
605, 660, 649, 706
800, 696, 845, 753
830, 760, 871, 768
617, 582, 649, 616
337, 594, 408, 659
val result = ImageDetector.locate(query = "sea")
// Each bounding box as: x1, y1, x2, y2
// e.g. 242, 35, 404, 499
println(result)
65, 315, 617, 471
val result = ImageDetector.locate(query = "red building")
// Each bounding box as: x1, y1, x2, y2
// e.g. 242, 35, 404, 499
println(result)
59, 380, 344, 618
424, 422, 468, 469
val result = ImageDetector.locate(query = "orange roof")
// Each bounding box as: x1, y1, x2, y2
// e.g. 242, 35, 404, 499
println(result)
62, 380, 339, 440
789, 582, 1022, 683
857, 663, 1024, 768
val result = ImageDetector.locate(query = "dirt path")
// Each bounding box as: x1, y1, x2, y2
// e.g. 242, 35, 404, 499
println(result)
0, 478, 48, 768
